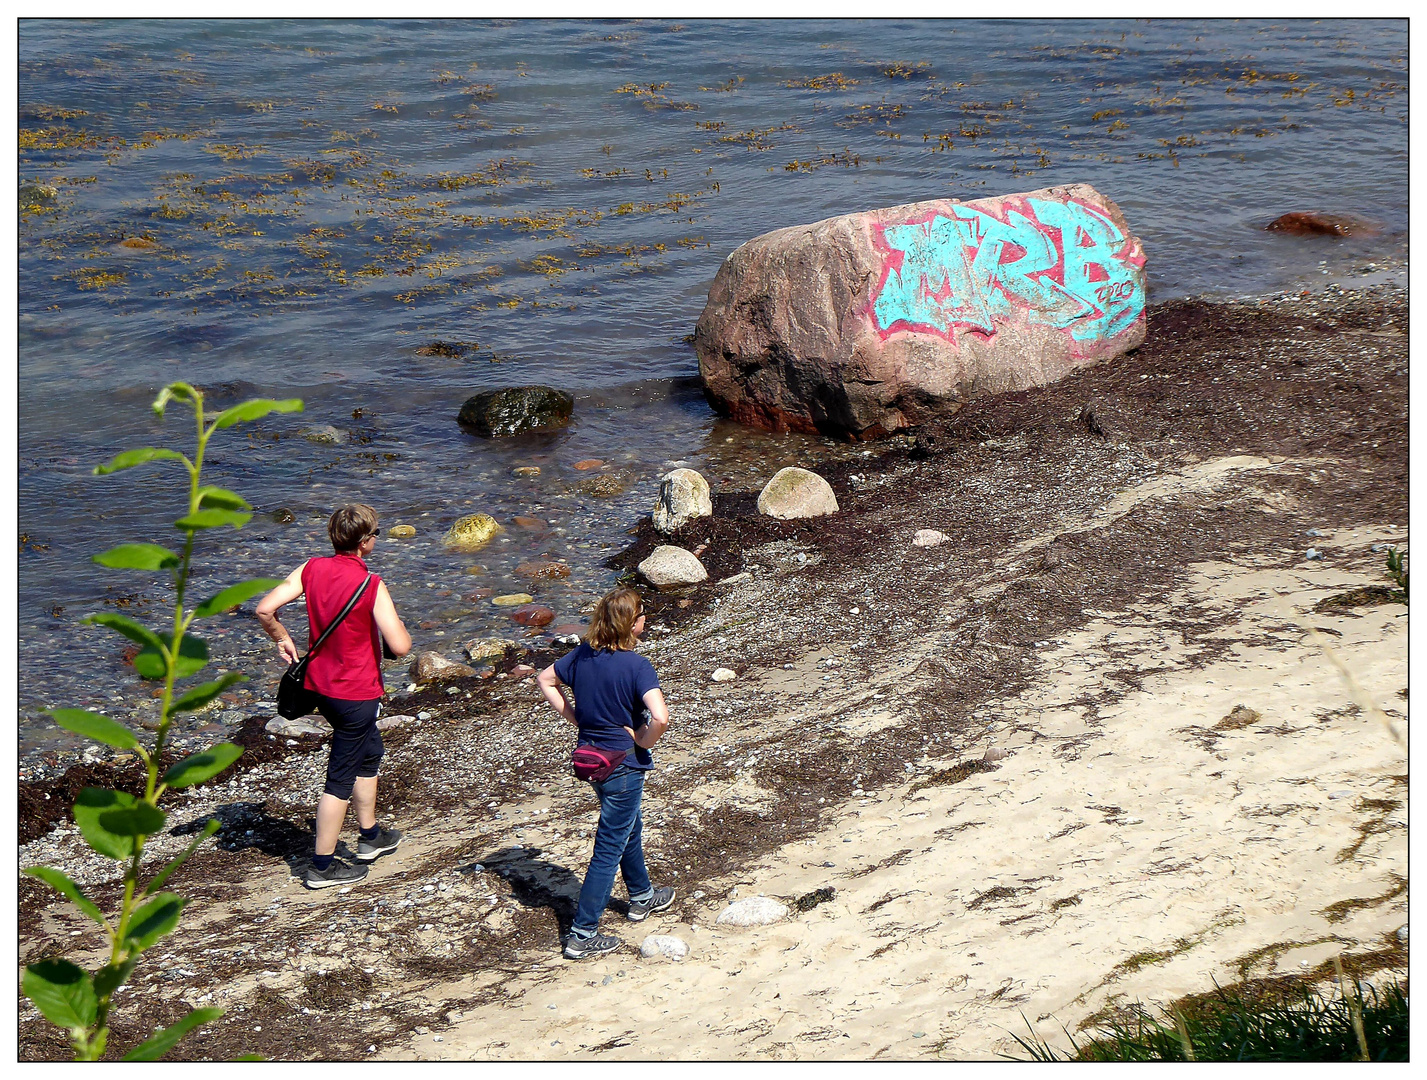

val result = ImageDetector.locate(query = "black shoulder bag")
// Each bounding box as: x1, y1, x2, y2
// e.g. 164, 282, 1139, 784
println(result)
276, 574, 374, 719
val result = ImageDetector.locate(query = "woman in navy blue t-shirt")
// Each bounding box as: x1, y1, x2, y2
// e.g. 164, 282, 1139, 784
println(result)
537, 586, 674, 958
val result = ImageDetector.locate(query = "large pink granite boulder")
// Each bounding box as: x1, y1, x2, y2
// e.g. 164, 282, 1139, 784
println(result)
694, 183, 1147, 440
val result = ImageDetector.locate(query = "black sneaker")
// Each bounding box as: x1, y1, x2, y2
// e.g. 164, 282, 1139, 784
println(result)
563, 931, 623, 960
626, 886, 676, 922
304, 858, 368, 890
354, 826, 402, 862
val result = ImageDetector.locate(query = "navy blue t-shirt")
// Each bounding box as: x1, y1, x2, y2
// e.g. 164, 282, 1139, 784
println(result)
553, 643, 660, 770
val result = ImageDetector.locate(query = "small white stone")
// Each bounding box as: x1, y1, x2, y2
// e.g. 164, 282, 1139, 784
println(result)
912, 529, 950, 547
711, 668, 737, 682
850, 606, 860, 615
716, 895, 789, 927
640, 935, 689, 960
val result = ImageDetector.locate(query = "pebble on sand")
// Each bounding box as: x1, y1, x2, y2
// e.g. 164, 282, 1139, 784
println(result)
639, 935, 689, 961
912, 529, 949, 547
711, 668, 737, 682
715, 896, 788, 926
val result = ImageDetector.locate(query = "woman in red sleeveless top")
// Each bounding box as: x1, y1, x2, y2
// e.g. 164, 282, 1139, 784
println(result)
256, 504, 412, 889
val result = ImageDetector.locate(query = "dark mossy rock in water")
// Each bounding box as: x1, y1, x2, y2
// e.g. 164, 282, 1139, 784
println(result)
457, 386, 574, 437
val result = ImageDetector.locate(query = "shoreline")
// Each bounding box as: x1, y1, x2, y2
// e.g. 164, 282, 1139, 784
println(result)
18, 280, 1408, 1060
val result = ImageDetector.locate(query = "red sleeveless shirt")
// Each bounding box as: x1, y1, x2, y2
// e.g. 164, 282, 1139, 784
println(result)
301, 553, 383, 700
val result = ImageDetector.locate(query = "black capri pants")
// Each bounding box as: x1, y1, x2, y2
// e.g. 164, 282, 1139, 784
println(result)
315, 695, 384, 800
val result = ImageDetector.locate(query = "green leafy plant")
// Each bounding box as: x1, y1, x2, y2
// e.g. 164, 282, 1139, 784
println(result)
22, 382, 301, 1060
1384, 546, 1407, 605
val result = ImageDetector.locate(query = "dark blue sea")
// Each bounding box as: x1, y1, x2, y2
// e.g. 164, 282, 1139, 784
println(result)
17, 18, 1408, 753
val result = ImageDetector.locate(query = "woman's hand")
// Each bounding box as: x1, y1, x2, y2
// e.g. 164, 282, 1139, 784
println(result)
277, 636, 300, 665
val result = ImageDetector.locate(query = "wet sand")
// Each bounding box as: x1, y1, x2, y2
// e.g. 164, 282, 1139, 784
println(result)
17, 282, 1408, 1061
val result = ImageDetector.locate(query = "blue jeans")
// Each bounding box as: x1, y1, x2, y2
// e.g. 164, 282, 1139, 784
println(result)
570, 766, 653, 938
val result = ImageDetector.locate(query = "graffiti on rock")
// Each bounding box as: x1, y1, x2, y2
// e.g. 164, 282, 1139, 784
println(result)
870, 196, 1145, 345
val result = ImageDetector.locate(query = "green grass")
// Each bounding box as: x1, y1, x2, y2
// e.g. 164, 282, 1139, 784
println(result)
1009, 975, 1407, 1061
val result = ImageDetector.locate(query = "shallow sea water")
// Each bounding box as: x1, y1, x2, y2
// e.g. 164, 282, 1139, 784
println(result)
17, 18, 1408, 753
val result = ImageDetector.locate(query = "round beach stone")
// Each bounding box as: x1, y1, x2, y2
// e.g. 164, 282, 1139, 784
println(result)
457, 386, 574, 437
715, 896, 789, 927
513, 466, 541, 477
265, 715, 331, 737
409, 651, 476, 681
492, 592, 534, 607
638, 545, 708, 589
711, 668, 736, 683
511, 604, 555, 627
639, 935, 689, 961
445, 513, 502, 551
388, 524, 417, 538
653, 468, 713, 534
463, 637, 516, 662
912, 529, 949, 547
756, 467, 839, 520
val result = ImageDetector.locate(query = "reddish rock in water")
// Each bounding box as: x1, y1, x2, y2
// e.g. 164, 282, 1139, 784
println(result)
511, 515, 548, 530
511, 604, 556, 627
694, 183, 1146, 441
515, 558, 570, 580
573, 458, 605, 470
550, 623, 586, 637
1265, 211, 1375, 237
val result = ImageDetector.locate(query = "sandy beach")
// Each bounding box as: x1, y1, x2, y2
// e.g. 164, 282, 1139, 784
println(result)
16, 284, 1408, 1061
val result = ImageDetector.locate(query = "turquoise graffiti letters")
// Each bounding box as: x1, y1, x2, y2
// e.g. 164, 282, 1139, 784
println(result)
870, 197, 1143, 345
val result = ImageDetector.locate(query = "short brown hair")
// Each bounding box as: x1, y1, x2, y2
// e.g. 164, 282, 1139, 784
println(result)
587, 587, 643, 651
328, 503, 378, 552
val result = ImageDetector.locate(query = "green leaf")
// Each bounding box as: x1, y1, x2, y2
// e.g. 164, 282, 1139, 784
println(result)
23, 959, 98, 1030
196, 485, 252, 511
132, 632, 207, 681
93, 543, 181, 571
144, 819, 221, 897
48, 708, 139, 750
93, 958, 137, 1000
98, 801, 167, 837
72, 788, 138, 860
192, 578, 281, 619
84, 612, 165, 653
26, 867, 106, 925
163, 744, 243, 789
93, 446, 186, 476
168, 672, 247, 715
122, 1006, 224, 1062
174, 508, 252, 531
124, 892, 185, 951
152, 382, 199, 417
210, 397, 303, 430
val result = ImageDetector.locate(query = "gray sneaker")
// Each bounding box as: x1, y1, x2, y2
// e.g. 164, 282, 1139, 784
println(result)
626, 886, 676, 922
304, 858, 368, 890
355, 826, 402, 862
563, 931, 623, 959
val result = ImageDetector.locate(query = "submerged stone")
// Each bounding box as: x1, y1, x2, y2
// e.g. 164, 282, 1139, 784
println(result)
458, 386, 574, 437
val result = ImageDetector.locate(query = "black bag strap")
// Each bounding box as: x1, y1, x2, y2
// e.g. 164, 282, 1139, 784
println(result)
300, 573, 374, 662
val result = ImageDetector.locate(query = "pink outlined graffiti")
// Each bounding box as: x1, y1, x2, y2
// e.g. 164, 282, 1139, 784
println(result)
869, 196, 1145, 346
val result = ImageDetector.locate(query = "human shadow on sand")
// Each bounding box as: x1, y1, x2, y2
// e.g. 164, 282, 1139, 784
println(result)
467, 845, 617, 937
170, 800, 348, 878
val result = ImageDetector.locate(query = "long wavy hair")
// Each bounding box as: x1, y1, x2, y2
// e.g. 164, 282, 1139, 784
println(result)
586, 587, 643, 651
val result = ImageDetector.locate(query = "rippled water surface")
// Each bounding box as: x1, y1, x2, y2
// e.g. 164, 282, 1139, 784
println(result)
18, 18, 1408, 752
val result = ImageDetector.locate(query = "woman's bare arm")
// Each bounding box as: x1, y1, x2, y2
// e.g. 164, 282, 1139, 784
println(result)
537, 665, 578, 726
630, 688, 669, 749
371, 581, 411, 657
255, 561, 308, 665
